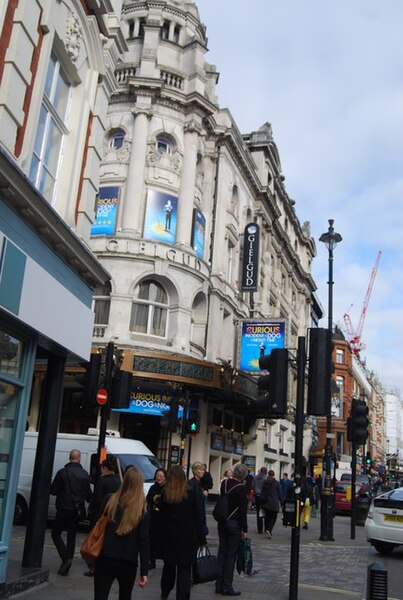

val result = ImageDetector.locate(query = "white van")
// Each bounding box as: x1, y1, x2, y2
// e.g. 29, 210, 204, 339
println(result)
15, 430, 161, 524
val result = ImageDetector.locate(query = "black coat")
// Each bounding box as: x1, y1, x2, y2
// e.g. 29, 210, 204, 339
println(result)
260, 478, 282, 512
159, 485, 205, 566
88, 473, 121, 524
101, 505, 150, 576
146, 481, 165, 559
50, 461, 92, 512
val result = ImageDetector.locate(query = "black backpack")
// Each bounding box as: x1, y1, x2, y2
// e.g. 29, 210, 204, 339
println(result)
212, 480, 242, 524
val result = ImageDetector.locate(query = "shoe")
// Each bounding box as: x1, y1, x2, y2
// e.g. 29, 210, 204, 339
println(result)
303, 523, 308, 530
222, 590, 241, 596
265, 530, 272, 539
58, 558, 72, 575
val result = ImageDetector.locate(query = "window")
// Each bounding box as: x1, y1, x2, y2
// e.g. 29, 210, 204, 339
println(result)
161, 21, 170, 40
109, 129, 125, 150
130, 281, 168, 337
156, 135, 172, 155
93, 283, 111, 325
128, 20, 135, 38
173, 25, 180, 44
29, 53, 71, 202
336, 349, 344, 364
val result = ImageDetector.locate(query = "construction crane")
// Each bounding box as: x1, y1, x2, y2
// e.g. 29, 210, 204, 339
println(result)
343, 251, 382, 356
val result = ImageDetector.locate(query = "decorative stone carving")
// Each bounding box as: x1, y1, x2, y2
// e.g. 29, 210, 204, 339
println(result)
65, 11, 82, 62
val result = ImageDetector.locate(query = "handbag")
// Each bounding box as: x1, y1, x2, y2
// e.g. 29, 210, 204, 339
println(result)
80, 513, 109, 567
193, 545, 220, 584
236, 537, 253, 576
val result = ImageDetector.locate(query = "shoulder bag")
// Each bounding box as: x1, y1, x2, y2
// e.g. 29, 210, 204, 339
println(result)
193, 545, 220, 584
80, 512, 109, 568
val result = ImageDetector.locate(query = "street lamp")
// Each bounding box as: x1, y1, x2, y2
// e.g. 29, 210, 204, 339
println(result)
319, 219, 342, 542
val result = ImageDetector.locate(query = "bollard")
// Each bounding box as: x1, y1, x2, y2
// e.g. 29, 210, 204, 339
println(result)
367, 562, 387, 600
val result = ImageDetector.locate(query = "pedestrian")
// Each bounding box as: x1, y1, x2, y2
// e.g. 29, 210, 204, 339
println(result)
159, 465, 206, 600
260, 470, 282, 539
85, 455, 121, 576
280, 472, 293, 506
200, 463, 213, 497
215, 462, 249, 596
244, 470, 254, 509
220, 468, 233, 487
88, 455, 121, 526
146, 467, 167, 569
93, 466, 149, 600
301, 475, 314, 529
188, 461, 208, 536
50, 448, 92, 576
252, 467, 267, 533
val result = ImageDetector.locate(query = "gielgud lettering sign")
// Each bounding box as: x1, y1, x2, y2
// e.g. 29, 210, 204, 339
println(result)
241, 222, 260, 291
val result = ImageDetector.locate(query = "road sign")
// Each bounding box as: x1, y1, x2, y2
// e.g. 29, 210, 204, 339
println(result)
96, 388, 108, 406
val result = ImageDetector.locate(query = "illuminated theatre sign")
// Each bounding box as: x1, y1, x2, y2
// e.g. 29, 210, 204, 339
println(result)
241, 222, 260, 292
239, 320, 286, 372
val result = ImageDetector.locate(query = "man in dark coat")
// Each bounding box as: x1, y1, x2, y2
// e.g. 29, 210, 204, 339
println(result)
215, 462, 249, 596
50, 448, 92, 575
260, 470, 282, 538
188, 461, 208, 536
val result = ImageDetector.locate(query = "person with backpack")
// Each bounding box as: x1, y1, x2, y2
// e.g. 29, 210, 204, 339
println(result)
214, 462, 249, 596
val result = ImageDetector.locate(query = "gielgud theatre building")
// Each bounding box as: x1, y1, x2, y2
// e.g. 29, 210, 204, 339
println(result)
27, 0, 318, 495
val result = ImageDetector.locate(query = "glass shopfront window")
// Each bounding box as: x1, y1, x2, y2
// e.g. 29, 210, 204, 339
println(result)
0, 329, 24, 531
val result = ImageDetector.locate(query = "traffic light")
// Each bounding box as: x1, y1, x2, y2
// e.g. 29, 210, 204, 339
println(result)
257, 348, 288, 418
365, 451, 372, 471
307, 328, 331, 416
72, 353, 101, 407
348, 398, 369, 445
110, 370, 133, 409
185, 408, 200, 434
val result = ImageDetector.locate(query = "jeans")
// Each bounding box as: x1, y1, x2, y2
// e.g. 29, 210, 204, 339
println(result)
51, 509, 77, 562
216, 519, 242, 593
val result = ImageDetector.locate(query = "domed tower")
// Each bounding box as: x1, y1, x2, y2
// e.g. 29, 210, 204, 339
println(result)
90, 0, 220, 359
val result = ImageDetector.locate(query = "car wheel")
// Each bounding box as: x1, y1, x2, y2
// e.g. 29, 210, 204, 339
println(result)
373, 542, 395, 555
13, 495, 28, 525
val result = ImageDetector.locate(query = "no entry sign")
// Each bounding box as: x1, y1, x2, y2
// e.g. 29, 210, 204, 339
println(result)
96, 388, 108, 406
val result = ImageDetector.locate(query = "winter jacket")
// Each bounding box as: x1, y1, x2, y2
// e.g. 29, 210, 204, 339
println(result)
260, 477, 282, 512
50, 461, 92, 512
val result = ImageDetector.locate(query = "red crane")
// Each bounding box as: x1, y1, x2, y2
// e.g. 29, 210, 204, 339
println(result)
343, 251, 382, 356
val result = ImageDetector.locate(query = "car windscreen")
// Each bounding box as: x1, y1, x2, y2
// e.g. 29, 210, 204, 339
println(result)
116, 454, 162, 482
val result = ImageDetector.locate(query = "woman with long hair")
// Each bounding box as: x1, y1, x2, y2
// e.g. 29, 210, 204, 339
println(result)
159, 465, 206, 600
146, 467, 167, 569
93, 467, 149, 600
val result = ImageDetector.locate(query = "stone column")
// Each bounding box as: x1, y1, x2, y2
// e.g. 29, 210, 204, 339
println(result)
176, 122, 200, 249
121, 106, 151, 235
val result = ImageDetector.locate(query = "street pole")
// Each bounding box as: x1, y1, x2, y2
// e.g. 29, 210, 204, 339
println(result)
289, 336, 306, 600
97, 341, 114, 468
350, 434, 357, 540
180, 390, 190, 467
319, 219, 341, 542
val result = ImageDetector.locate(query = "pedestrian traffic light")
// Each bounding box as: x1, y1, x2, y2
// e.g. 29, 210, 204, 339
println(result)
257, 348, 289, 418
72, 353, 102, 407
185, 408, 200, 434
307, 328, 331, 416
365, 451, 372, 471
110, 370, 133, 409
348, 398, 369, 445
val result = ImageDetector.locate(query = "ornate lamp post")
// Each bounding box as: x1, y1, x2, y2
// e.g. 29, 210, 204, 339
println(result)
319, 219, 342, 541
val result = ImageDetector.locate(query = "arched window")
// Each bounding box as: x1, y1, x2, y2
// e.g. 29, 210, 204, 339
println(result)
156, 135, 172, 155
130, 281, 168, 337
109, 129, 125, 150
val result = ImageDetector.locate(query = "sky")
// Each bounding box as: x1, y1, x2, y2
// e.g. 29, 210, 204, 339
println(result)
195, 0, 403, 395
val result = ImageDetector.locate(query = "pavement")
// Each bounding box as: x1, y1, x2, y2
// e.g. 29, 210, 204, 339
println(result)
4, 506, 403, 600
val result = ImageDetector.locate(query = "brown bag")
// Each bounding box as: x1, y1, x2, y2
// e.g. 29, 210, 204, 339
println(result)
80, 513, 109, 567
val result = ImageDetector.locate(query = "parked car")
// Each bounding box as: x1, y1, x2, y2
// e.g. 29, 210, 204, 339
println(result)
365, 487, 403, 554
334, 481, 365, 513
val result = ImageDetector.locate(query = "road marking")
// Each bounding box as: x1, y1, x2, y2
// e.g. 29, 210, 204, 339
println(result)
298, 583, 360, 596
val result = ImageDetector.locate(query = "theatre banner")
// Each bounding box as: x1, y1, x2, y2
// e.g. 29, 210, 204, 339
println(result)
191, 208, 206, 259
239, 320, 285, 372
91, 186, 120, 235
241, 222, 260, 291
143, 189, 178, 244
